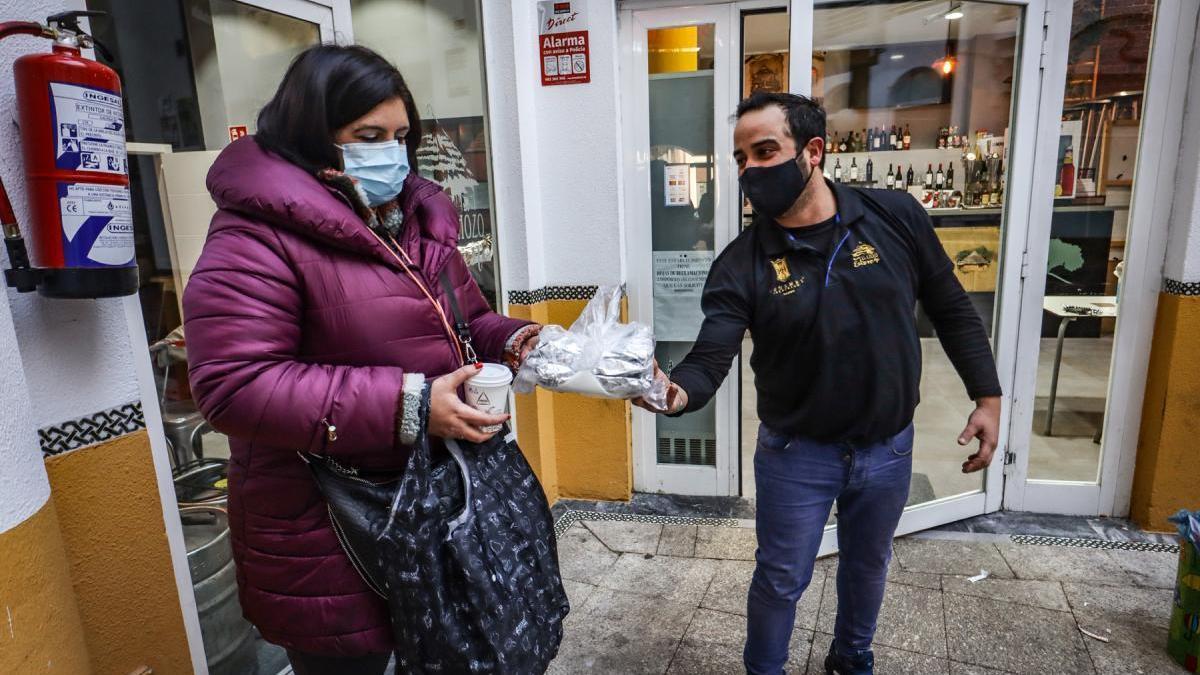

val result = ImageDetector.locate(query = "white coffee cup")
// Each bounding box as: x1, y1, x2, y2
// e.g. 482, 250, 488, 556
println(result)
465, 363, 514, 434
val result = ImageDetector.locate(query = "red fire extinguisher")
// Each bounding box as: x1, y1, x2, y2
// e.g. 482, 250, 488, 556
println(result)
2, 11, 136, 298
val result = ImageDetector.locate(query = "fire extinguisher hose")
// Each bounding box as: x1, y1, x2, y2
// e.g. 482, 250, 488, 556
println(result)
0, 21, 49, 41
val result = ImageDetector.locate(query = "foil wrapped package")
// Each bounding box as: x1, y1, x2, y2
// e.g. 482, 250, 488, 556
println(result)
515, 286, 668, 408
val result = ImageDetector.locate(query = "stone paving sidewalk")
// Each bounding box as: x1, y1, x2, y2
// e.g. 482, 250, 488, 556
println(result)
547, 517, 1185, 674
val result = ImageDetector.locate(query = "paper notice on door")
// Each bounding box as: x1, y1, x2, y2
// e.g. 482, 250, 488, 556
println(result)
664, 164, 691, 207
653, 250, 714, 342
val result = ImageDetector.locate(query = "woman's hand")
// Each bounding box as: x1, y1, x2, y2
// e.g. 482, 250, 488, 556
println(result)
428, 364, 509, 443
518, 335, 540, 365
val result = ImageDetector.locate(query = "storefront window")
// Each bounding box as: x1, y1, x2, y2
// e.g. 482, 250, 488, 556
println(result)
813, 1, 1023, 504
1028, 0, 1158, 482
351, 0, 500, 309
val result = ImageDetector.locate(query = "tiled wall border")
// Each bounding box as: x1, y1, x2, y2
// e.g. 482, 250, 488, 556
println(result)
1010, 534, 1178, 553
508, 286, 600, 306
40, 402, 146, 458
1163, 278, 1200, 296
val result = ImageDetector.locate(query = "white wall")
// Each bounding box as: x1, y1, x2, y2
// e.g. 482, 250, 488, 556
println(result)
0, 0, 141, 430
1164, 10, 1200, 284
0, 0, 80, 531
0, 287, 50, 534
484, 0, 625, 293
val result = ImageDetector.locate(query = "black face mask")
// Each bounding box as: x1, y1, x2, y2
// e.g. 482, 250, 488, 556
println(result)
739, 155, 812, 219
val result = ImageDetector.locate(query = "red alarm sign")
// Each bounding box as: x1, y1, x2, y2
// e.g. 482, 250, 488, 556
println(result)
538, 1, 589, 86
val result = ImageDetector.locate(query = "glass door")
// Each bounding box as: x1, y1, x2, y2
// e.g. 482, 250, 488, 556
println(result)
1005, 0, 1163, 515
800, 0, 1047, 550
622, 4, 742, 495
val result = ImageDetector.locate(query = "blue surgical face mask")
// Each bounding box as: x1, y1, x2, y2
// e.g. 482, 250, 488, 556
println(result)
338, 140, 410, 207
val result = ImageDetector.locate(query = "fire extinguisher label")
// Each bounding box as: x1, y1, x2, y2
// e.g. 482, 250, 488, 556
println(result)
57, 182, 134, 267
50, 82, 127, 175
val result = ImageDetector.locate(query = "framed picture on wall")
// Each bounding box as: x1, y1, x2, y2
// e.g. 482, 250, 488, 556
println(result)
744, 53, 788, 97
1056, 119, 1082, 199
1100, 119, 1140, 191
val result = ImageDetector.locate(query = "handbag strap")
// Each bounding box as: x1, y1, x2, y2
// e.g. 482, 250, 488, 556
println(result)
438, 272, 478, 365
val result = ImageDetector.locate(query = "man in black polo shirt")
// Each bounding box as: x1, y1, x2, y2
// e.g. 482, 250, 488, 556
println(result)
636, 93, 1002, 675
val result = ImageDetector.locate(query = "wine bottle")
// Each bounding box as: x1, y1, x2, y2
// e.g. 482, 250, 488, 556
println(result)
935, 163, 945, 189
834, 157, 843, 182
889, 126, 899, 151
903, 124, 912, 150
886, 164, 896, 190
839, 133, 848, 153
873, 127, 882, 151
907, 165, 915, 188
925, 164, 934, 188
850, 157, 859, 182
866, 157, 874, 183
946, 163, 955, 189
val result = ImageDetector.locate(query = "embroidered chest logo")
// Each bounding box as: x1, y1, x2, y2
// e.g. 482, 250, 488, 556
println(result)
852, 242, 881, 268
770, 257, 792, 282
769, 257, 805, 296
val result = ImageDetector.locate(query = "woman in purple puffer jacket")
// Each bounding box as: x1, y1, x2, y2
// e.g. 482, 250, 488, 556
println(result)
182, 45, 541, 674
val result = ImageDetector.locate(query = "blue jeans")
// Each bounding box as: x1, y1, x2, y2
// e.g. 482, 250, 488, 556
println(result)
743, 423, 914, 675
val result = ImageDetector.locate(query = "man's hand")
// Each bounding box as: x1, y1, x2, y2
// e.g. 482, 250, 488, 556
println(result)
959, 396, 1001, 473
633, 361, 689, 415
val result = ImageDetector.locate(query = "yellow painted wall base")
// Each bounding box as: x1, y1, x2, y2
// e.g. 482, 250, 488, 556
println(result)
0, 499, 92, 674
1132, 292, 1200, 530
45, 430, 193, 675
509, 297, 634, 504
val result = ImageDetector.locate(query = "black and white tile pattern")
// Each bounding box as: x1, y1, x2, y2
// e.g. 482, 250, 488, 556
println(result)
508, 286, 601, 305
1009, 534, 1178, 553
553, 508, 743, 537
1163, 278, 1200, 296
40, 401, 146, 458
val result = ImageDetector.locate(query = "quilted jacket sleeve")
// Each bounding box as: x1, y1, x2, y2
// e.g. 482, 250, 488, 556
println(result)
183, 220, 405, 462
447, 253, 533, 363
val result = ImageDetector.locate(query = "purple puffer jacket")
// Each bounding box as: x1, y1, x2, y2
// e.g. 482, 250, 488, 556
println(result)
182, 137, 529, 656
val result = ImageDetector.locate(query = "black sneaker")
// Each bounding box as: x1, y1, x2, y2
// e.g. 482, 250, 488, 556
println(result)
823, 639, 874, 675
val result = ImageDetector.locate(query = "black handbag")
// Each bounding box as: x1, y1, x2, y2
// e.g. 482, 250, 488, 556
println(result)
304, 267, 568, 673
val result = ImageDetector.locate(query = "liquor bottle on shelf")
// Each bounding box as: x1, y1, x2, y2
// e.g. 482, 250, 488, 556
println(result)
946, 163, 955, 189
850, 157, 860, 182
865, 157, 874, 183
861, 129, 867, 152
889, 125, 899, 151
938, 128, 947, 149
873, 127, 882, 151
886, 164, 896, 190
896, 165, 905, 191
950, 127, 959, 148
935, 163, 945, 189
903, 124, 912, 150
925, 164, 934, 189
1060, 146, 1075, 196
906, 165, 915, 189
839, 133, 848, 153
834, 157, 843, 183
826, 131, 833, 153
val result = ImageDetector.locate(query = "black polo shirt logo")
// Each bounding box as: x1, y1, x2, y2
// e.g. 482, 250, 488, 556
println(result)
852, 242, 881, 268
769, 257, 805, 296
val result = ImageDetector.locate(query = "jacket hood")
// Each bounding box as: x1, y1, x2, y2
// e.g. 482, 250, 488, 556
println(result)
205, 137, 459, 262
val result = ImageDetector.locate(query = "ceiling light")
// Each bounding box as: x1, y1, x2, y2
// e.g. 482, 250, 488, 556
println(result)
944, 6, 964, 20
890, 53, 905, 60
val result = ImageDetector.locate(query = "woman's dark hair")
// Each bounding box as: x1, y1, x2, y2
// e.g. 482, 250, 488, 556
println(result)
255, 44, 422, 174
736, 92, 826, 168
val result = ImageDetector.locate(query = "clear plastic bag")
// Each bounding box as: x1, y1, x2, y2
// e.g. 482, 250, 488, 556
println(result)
515, 285, 668, 409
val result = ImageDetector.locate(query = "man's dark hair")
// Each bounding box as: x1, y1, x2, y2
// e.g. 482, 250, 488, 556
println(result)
736, 92, 826, 168
255, 45, 422, 174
